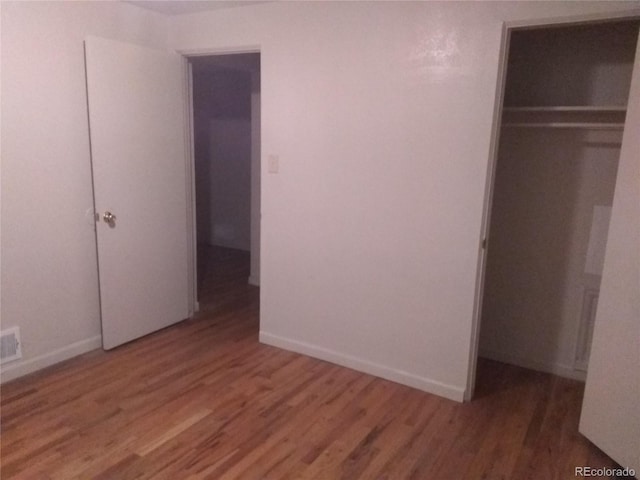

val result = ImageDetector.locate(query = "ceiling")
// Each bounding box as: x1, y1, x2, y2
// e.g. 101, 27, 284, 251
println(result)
125, 1, 268, 16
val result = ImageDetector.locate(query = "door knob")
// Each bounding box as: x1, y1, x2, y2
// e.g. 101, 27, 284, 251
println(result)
103, 211, 116, 227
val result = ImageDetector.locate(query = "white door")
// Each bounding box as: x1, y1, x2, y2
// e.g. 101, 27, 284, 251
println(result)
579, 33, 640, 473
85, 36, 190, 350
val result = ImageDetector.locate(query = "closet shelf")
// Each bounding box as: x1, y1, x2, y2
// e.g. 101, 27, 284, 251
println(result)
501, 106, 626, 130
503, 106, 627, 112
502, 122, 625, 130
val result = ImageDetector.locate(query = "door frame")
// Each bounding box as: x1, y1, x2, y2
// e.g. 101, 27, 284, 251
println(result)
465, 10, 640, 401
178, 46, 262, 315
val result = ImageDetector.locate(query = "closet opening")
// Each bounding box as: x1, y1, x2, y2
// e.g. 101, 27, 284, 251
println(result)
475, 19, 639, 394
188, 53, 261, 315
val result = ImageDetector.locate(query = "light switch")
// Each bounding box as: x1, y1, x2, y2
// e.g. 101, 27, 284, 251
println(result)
268, 154, 279, 174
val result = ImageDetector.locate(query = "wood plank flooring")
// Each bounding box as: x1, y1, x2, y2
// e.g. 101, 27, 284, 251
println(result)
1, 246, 617, 479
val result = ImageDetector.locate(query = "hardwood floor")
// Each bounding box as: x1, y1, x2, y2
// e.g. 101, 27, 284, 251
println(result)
1, 246, 616, 479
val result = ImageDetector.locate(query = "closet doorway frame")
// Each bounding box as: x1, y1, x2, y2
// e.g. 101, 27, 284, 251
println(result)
466, 9, 640, 401
178, 45, 262, 315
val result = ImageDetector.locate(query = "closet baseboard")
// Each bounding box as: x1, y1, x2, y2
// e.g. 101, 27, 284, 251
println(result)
479, 349, 586, 382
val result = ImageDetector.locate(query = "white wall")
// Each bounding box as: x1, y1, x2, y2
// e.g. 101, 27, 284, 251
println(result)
0, 1, 167, 381
169, 1, 639, 400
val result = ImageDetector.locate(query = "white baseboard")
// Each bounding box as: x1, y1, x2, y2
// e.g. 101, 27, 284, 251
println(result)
0, 335, 102, 384
259, 331, 465, 402
248, 275, 260, 286
479, 348, 586, 382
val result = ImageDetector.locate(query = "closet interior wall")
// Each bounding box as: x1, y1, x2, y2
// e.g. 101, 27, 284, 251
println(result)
479, 21, 640, 380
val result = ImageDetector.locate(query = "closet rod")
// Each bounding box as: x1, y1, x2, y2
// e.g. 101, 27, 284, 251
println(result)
502, 122, 624, 130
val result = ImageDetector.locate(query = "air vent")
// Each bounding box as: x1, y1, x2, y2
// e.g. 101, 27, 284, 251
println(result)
0, 327, 22, 364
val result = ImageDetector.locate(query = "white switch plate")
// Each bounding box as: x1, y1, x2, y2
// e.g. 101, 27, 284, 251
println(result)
268, 155, 279, 174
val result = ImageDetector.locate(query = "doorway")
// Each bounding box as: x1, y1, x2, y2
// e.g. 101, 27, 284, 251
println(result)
188, 53, 261, 312
470, 17, 639, 397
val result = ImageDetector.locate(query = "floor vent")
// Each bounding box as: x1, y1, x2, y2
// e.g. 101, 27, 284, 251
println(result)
1, 327, 22, 364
